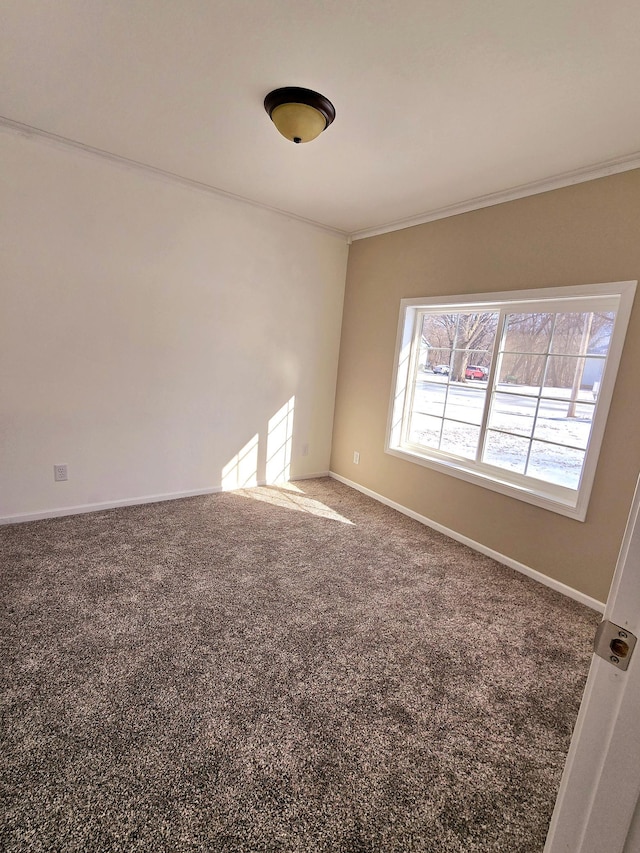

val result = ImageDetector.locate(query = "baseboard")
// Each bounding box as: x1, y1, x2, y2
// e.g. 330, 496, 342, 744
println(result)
290, 471, 330, 481
0, 476, 334, 525
329, 471, 605, 613
0, 486, 232, 524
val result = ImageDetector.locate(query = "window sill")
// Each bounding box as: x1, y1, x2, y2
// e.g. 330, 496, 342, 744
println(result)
385, 444, 588, 521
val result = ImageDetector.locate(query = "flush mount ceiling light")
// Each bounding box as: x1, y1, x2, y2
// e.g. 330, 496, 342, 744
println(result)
264, 87, 335, 144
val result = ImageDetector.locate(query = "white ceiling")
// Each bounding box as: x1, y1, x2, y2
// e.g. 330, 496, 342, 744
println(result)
2, 0, 640, 237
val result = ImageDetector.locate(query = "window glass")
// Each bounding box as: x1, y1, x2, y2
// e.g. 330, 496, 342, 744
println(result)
532, 401, 594, 450
527, 442, 585, 490
483, 431, 530, 474
407, 311, 497, 458
496, 352, 546, 393
487, 393, 537, 437
387, 282, 635, 519
440, 421, 481, 459
408, 412, 442, 449
504, 312, 553, 353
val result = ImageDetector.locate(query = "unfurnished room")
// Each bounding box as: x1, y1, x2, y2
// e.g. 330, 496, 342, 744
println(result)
2, 2, 640, 852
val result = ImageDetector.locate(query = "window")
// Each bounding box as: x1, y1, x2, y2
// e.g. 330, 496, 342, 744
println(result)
386, 281, 636, 520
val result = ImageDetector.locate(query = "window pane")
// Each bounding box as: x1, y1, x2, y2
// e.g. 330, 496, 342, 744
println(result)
466, 348, 492, 367
422, 314, 455, 348
587, 312, 615, 353
496, 352, 547, 393
527, 442, 585, 489
444, 312, 499, 382
533, 401, 594, 450
504, 313, 553, 353
408, 412, 442, 448
424, 348, 452, 374
549, 312, 614, 356
543, 356, 597, 401
483, 431, 530, 473
412, 377, 447, 417
421, 312, 456, 376
550, 312, 592, 355
487, 393, 536, 437
453, 312, 499, 351
440, 420, 480, 459
444, 385, 486, 425
582, 357, 606, 396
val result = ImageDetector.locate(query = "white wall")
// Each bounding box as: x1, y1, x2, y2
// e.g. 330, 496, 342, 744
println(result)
0, 130, 348, 520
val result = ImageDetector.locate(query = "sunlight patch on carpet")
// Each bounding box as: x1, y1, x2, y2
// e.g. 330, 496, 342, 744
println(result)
233, 484, 354, 524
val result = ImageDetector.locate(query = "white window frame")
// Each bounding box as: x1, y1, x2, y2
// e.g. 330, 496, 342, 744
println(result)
385, 281, 636, 521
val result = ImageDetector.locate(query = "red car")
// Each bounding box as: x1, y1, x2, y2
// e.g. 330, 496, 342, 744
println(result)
465, 365, 488, 380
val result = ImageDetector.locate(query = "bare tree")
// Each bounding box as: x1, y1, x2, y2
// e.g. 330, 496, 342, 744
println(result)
422, 312, 498, 380
421, 308, 613, 392
499, 311, 613, 389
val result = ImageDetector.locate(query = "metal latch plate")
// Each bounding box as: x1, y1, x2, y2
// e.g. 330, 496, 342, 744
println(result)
594, 620, 637, 671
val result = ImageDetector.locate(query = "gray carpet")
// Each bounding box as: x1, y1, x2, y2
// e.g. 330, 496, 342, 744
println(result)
1, 477, 597, 852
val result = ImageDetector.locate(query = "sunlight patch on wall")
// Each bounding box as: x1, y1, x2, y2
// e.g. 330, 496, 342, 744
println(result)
233, 485, 354, 525
266, 396, 295, 484
221, 434, 259, 490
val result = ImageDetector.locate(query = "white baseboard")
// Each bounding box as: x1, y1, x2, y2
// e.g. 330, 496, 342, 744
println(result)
0, 475, 332, 525
0, 486, 230, 524
290, 471, 330, 481
329, 471, 605, 613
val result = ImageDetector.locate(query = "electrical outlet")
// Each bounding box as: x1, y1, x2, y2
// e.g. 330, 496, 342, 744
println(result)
302, 443, 309, 457
54, 464, 68, 482
353, 451, 360, 464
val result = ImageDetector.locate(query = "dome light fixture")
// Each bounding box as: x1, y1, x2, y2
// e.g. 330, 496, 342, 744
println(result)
264, 87, 336, 144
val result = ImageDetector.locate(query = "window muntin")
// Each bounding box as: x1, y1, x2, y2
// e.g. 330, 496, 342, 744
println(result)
408, 310, 497, 460
483, 309, 606, 490
387, 282, 636, 520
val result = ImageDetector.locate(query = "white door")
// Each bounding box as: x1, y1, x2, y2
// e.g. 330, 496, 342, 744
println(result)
545, 474, 640, 853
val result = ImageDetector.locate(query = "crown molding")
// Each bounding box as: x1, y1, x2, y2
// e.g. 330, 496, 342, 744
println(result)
0, 115, 349, 241
3, 115, 638, 245
349, 153, 640, 241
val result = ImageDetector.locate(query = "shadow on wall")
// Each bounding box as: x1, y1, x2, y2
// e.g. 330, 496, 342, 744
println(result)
221, 397, 295, 490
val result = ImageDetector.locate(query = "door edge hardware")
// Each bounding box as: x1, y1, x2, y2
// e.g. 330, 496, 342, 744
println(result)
594, 620, 637, 671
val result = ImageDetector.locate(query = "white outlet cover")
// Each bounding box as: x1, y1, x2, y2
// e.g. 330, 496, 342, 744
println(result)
54, 464, 68, 482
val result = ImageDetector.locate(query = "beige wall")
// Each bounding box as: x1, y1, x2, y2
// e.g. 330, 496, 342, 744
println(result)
0, 129, 348, 519
331, 170, 640, 603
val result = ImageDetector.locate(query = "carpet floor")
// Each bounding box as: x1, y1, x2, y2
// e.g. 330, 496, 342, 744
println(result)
1, 477, 598, 852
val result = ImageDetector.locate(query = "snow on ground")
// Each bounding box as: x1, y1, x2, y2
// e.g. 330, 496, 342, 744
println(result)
408, 375, 596, 489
